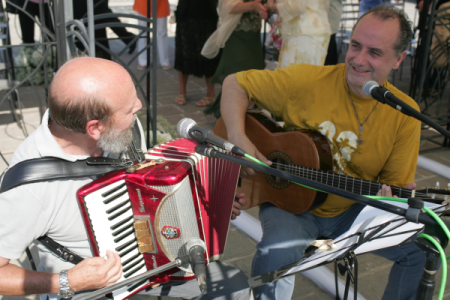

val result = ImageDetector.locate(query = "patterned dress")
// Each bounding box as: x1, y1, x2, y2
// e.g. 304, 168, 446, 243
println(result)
277, 0, 331, 68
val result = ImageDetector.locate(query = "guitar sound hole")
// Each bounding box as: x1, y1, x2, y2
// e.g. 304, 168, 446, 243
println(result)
270, 158, 289, 183
265, 151, 292, 189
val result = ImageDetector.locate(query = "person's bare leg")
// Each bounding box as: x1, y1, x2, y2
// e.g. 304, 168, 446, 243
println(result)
178, 71, 189, 95
205, 77, 215, 98
195, 77, 216, 106
176, 71, 189, 105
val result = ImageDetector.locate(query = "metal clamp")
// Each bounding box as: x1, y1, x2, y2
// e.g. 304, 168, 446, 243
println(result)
55, 247, 76, 262
113, 158, 133, 167
405, 198, 424, 223
37, 235, 84, 264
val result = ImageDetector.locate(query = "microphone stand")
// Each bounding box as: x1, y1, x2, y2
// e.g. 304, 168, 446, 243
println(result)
414, 219, 450, 300
365, 88, 450, 298
77, 255, 191, 300
371, 90, 450, 140
195, 145, 448, 300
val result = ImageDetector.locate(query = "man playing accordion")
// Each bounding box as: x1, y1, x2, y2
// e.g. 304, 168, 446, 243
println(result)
0, 57, 249, 300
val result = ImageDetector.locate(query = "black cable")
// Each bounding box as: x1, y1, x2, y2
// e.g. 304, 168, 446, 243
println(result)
25, 247, 37, 271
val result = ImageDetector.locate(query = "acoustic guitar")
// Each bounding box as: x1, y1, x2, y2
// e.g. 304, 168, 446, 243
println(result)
213, 112, 449, 214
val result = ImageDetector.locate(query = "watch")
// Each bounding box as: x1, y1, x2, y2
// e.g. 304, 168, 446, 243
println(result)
58, 270, 75, 299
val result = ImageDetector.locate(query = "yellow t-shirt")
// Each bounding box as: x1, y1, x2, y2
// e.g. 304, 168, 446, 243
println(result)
236, 63, 421, 218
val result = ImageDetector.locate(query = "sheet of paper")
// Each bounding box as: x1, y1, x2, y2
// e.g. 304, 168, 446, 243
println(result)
282, 200, 445, 276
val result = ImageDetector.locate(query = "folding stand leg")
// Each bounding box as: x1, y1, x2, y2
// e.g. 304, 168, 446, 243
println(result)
334, 261, 340, 300
334, 251, 358, 300
416, 255, 439, 300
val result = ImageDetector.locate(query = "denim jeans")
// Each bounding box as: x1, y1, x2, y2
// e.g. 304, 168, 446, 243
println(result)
252, 203, 426, 300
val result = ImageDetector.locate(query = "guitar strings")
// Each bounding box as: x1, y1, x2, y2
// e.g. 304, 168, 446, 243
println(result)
266, 161, 433, 199
268, 161, 394, 196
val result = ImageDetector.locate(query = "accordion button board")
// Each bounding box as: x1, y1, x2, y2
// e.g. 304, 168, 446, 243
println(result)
134, 219, 155, 252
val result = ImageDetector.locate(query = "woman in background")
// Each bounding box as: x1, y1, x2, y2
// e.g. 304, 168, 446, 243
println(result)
268, 0, 331, 68
202, 0, 267, 117
174, 0, 221, 106
133, 0, 171, 70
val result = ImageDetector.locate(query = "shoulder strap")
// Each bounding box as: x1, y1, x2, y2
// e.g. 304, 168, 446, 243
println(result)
37, 235, 84, 264
0, 122, 146, 194
0, 157, 129, 194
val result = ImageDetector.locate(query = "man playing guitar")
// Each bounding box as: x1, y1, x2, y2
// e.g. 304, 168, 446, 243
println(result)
222, 5, 422, 300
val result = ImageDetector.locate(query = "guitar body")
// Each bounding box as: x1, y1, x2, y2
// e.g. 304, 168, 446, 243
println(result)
214, 112, 334, 214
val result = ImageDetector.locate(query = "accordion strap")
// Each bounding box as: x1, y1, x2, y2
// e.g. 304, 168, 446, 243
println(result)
37, 235, 84, 265
0, 157, 130, 194
0, 121, 146, 194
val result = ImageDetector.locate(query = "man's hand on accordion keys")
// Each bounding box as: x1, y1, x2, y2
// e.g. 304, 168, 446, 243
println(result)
67, 250, 122, 292
231, 193, 247, 220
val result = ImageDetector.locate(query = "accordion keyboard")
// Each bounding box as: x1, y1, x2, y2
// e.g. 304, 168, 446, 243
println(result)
77, 155, 239, 299
83, 180, 147, 299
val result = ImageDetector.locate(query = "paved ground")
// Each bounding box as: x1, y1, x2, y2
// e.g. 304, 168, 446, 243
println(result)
1, 1, 450, 300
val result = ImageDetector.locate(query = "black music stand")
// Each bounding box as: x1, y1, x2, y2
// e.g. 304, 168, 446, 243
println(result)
248, 200, 446, 298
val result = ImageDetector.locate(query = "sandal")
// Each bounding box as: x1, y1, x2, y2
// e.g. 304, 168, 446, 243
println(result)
175, 94, 186, 105
195, 96, 214, 107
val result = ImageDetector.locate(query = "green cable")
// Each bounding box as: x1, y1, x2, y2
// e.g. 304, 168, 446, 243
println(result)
244, 154, 449, 299
368, 196, 449, 300
367, 196, 450, 243
244, 153, 268, 166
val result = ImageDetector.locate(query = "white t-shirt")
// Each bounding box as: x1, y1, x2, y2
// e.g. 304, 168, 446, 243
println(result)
0, 110, 146, 300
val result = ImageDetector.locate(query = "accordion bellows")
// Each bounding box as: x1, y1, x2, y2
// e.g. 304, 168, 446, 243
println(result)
77, 138, 241, 299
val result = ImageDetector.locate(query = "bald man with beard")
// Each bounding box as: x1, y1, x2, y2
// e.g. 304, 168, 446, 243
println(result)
0, 57, 250, 300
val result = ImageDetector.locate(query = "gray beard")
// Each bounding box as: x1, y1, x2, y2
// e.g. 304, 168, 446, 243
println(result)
97, 121, 134, 153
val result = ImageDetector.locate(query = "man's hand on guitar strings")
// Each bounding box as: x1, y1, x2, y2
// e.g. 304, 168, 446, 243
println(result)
376, 183, 416, 198
231, 193, 247, 220
231, 136, 271, 178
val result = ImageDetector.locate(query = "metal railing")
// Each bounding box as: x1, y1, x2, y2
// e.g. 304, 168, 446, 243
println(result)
410, 0, 450, 150
0, 0, 158, 147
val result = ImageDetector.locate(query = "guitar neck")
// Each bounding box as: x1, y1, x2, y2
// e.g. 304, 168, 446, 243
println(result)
287, 164, 414, 198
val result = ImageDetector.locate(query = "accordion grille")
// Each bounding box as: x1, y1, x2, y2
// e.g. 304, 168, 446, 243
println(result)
152, 176, 200, 276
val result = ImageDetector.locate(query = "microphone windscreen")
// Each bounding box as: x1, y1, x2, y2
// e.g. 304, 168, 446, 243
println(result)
186, 237, 207, 252
362, 80, 379, 97
177, 118, 197, 138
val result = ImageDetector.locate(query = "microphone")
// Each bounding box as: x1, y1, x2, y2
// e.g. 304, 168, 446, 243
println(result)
186, 238, 207, 294
363, 81, 450, 140
177, 118, 246, 156
362, 81, 412, 116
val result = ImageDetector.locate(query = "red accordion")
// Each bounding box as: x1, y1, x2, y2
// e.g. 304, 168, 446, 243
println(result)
77, 138, 240, 299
